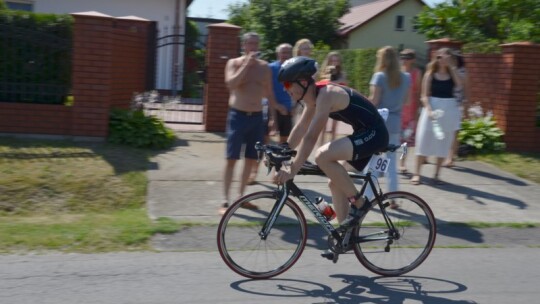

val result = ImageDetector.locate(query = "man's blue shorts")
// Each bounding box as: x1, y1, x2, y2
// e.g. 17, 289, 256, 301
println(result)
226, 108, 264, 160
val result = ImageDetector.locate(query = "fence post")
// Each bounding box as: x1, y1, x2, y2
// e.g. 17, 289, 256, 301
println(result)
203, 23, 242, 132
71, 12, 114, 137
499, 42, 540, 152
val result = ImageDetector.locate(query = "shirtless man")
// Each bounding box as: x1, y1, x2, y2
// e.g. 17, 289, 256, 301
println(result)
220, 32, 286, 215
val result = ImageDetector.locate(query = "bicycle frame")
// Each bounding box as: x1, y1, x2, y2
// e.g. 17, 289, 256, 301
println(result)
259, 169, 399, 246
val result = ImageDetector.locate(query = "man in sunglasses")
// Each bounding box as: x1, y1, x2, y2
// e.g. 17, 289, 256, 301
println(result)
220, 32, 287, 215
274, 56, 389, 230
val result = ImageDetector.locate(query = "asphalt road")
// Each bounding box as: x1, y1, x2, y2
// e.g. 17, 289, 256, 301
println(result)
2, 227, 539, 304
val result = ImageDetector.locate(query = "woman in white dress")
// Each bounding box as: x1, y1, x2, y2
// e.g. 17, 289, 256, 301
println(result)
412, 48, 462, 185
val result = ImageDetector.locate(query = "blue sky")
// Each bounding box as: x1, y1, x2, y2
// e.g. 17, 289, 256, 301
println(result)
188, 0, 447, 20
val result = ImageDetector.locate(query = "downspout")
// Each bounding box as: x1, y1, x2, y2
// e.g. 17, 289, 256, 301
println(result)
171, 0, 186, 96
171, 0, 179, 96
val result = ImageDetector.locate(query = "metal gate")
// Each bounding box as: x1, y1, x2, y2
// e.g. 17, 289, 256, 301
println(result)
144, 25, 204, 126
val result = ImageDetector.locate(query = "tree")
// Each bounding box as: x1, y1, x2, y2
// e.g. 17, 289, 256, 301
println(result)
415, 0, 540, 43
226, 0, 349, 58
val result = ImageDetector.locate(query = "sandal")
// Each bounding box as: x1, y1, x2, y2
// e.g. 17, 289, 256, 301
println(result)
218, 202, 229, 216
411, 175, 421, 185
241, 201, 259, 210
398, 167, 408, 174
443, 160, 455, 168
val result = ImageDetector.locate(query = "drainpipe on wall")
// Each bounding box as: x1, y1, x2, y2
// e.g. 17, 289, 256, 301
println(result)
171, 0, 187, 96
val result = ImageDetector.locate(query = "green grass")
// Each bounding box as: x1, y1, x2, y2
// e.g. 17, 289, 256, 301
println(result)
446, 222, 539, 229
0, 210, 181, 253
467, 152, 540, 184
0, 137, 182, 253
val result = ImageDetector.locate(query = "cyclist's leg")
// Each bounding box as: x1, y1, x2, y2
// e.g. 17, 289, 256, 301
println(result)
314, 137, 360, 211
315, 139, 369, 229
328, 179, 348, 223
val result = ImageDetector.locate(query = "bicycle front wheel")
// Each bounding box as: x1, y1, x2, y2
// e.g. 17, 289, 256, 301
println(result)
217, 191, 307, 279
353, 191, 436, 276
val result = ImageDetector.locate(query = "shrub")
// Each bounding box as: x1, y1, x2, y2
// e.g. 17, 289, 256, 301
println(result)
108, 109, 176, 149
458, 104, 506, 154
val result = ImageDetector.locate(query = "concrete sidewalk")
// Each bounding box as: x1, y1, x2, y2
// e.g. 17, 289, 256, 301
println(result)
147, 131, 540, 224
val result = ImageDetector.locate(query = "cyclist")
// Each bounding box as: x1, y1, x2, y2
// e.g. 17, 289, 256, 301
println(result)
274, 56, 389, 230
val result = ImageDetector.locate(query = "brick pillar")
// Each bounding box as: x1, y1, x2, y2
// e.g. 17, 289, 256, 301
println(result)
111, 17, 154, 109
499, 42, 540, 152
71, 12, 153, 138
71, 12, 114, 137
203, 23, 242, 132
426, 38, 463, 60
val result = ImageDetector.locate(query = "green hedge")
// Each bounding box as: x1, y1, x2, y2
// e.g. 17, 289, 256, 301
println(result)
313, 48, 377, 94
462, 41, 502, 54
0, 8, 73, 104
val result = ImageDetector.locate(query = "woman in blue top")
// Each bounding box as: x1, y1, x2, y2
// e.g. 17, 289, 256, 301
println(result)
369, 46, 411, 204
274, 56, 389, 230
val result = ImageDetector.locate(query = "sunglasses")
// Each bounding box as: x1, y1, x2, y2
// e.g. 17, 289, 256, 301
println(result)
436, 55, 442, 59
283, 81, 294, 90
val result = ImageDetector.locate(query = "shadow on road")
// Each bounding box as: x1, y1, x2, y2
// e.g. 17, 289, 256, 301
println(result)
450, 165, 528, 186
230, 275, 476, 303
430, 181, 527, 210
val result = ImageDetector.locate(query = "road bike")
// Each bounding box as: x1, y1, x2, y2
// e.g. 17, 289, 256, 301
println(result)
217, 142, 436, 279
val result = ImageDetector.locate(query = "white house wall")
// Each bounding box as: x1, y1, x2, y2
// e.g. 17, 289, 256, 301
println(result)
33, 0, 187, 92
347, 1, 427, 63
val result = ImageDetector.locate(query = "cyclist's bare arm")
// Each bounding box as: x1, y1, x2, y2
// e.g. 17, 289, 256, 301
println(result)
289, 89, 334, 176
287, 103, 314, 148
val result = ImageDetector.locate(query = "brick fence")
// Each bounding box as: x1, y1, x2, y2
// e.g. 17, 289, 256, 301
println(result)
203, 34, 539, 153
427, 39, 540, 153
0, 11, 154, 139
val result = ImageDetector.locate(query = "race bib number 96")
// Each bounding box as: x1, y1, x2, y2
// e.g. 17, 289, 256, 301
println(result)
369, 154, 390, 173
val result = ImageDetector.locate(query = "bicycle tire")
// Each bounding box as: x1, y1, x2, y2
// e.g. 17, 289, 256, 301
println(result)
217, 191, 308, 279
353, 191, 436, 276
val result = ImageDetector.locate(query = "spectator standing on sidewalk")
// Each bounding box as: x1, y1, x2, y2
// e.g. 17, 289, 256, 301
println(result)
317, 51, 348, 146
444, 50, 469, 168
398, 48, 422, 174
291, 39, 316, 123
247, 43, 293, 185
412, 47, 462, 185
220, 32, 287, 215
368, 46, 411, 197
268, 43, 294, 143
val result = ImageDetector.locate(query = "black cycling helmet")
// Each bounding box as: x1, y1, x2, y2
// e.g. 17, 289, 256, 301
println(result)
278, 56, 317, 83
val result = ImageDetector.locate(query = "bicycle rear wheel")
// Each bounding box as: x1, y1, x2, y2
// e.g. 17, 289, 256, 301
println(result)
217, 191, 307, 279
353, 191, 436, 276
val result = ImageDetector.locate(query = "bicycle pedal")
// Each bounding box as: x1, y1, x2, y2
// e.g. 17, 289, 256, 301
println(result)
321, 252, 334, 260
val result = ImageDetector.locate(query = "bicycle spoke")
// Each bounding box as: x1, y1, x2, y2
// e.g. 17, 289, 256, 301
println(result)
217, 191, 307, 279
354, 191, 436, 276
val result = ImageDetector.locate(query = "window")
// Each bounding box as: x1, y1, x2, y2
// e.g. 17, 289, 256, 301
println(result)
6, 1, 33, 12
395, 15, 404, 31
